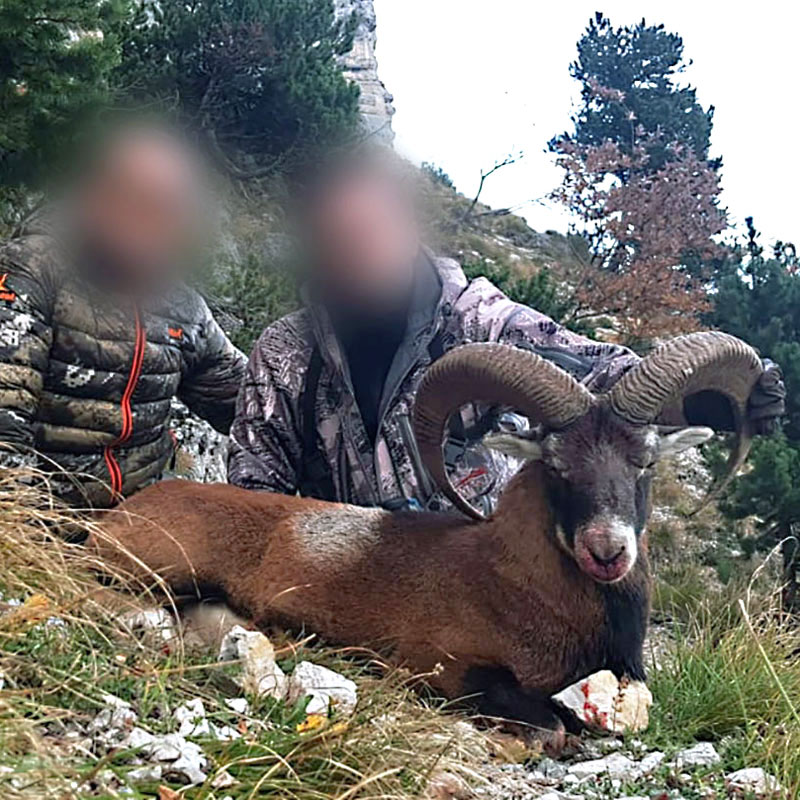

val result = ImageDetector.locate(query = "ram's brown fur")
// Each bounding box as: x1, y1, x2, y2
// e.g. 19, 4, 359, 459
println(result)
92, 332, 763, 749
95, 459, 641, 700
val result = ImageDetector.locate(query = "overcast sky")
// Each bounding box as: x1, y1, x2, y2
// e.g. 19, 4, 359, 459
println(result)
374, 1, 799, 246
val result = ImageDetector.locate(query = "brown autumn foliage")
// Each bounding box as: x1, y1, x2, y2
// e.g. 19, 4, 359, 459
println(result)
551, 126, 726, 343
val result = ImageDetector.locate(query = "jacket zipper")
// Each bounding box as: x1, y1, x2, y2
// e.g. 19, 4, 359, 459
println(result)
371, 321, 444, 504
104, 308, 146, 501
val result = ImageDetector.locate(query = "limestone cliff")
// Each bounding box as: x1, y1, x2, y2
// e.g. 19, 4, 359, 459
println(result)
335, 0, 395, 143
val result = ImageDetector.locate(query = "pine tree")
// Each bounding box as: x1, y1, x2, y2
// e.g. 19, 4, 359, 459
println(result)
115, 0, 361, 177
0, 0, 129, 204
552, 12, 717, 171
549, 13, 725, 344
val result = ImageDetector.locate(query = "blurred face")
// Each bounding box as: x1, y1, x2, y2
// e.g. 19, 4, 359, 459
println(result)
306, 166, 420, 311
76, 132, 206, 291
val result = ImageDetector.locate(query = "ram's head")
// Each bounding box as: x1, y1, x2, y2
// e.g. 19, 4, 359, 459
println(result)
413, 333, 763, 584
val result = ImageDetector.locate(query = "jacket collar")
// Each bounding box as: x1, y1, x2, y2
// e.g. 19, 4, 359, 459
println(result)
305, 250, 467, 376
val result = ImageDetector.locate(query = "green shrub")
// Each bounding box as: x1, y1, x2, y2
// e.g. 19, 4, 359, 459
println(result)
0, 0, 129, 206
205, 251, 298, 353
462, 257, 583, 330
115, 0, 360, 176
421, 162, 455, 190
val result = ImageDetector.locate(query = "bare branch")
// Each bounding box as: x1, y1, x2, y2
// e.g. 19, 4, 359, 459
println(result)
462, 151, 522, 222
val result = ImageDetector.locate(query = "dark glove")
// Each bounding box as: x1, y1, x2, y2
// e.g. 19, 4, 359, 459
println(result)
748, 358, 786, 435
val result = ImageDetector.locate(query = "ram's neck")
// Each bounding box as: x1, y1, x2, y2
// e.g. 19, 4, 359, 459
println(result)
490, 462, 651, 679
488, 463, 572, 583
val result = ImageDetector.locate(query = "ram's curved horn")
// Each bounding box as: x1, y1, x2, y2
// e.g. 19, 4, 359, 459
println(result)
609, 331, 763, 504
413, 343, 595, 521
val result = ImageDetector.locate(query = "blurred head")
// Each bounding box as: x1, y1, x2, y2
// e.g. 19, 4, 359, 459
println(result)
295, 151, 421, 313
69, 124, 211, 292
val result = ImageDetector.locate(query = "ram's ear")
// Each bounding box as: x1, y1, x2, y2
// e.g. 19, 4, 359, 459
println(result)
659, 426, 714, 458
484, 432, 543, 461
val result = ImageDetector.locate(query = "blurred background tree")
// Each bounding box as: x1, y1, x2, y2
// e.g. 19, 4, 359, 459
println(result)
552, 12, 717, 172
0, 0, 129, 216
549, 14, 725, 346
114, 0, 360, 178
710, 219, 800, 608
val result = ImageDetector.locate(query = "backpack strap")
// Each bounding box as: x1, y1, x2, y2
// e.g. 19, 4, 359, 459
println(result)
298, 346, 338, 501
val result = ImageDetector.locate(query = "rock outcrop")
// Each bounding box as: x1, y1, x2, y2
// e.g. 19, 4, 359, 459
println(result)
335, 0, 395, 143
167, 400, 228, 484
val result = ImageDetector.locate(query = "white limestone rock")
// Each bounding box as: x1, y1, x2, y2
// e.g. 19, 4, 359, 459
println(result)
219, 625, 287, 699
145, 733, 185, 762
119, 607, 177, 644
529, 757, 568, 786
166, 400, 228, 483
125, 727, 155, 750
670, 742, 721, 769
141, 733, 208, 785
639, 750, 666, 775
567, 752, 640, 781
127, 764, 162, 783
212, 770, 237, 790
211, 724, 241, 742
287, 661, 358, 717
166, 754, 207, 786
552, 670, 652, 734
224, 697, 249, 715
88, 693, 137, 745
725, 767, 782, 797
334, 0, 394, 142
174, 697, 211, 738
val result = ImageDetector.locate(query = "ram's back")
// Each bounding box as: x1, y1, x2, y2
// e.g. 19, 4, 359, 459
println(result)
93, 481, 482, 651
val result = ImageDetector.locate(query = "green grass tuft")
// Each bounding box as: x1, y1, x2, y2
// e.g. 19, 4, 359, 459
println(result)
645, 580, 800, 797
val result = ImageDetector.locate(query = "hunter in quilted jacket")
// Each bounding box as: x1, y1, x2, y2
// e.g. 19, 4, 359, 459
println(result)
0, 127, 246, 507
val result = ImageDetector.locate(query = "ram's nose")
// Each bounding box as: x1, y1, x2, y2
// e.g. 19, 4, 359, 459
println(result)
575, 519, 637, 583
587, 536, 626, 566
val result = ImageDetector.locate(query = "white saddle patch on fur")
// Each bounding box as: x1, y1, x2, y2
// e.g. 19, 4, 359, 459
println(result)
293, 505, 389, 564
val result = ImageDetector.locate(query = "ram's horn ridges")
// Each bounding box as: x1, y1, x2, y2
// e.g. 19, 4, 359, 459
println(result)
609, 331, 763, 507
413, 343, 594, 521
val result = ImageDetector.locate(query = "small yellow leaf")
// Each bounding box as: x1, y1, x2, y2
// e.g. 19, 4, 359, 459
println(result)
3, 594, 52, 629
296, 713, 327, 733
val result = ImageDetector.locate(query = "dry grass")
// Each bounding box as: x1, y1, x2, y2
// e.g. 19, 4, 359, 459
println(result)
0, 470, 489, 799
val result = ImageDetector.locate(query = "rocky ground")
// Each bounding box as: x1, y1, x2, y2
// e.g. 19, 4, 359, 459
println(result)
472, 739, 781, 800
0, 599, 784, 800
1, 443, 795, 799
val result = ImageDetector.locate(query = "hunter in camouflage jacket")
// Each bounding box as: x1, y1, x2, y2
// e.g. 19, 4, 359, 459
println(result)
0, 227, 246, 508
228, 256, 639, 514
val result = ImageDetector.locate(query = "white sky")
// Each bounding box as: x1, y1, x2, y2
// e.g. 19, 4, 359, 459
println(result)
374, 0, 799, 245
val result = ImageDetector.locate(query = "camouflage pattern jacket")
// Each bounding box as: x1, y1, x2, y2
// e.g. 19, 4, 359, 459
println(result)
229, 257, 639, 513
0, 230, 246, 508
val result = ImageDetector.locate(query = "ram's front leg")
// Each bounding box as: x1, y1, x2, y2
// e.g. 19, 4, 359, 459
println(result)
462, 666, 567, 755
